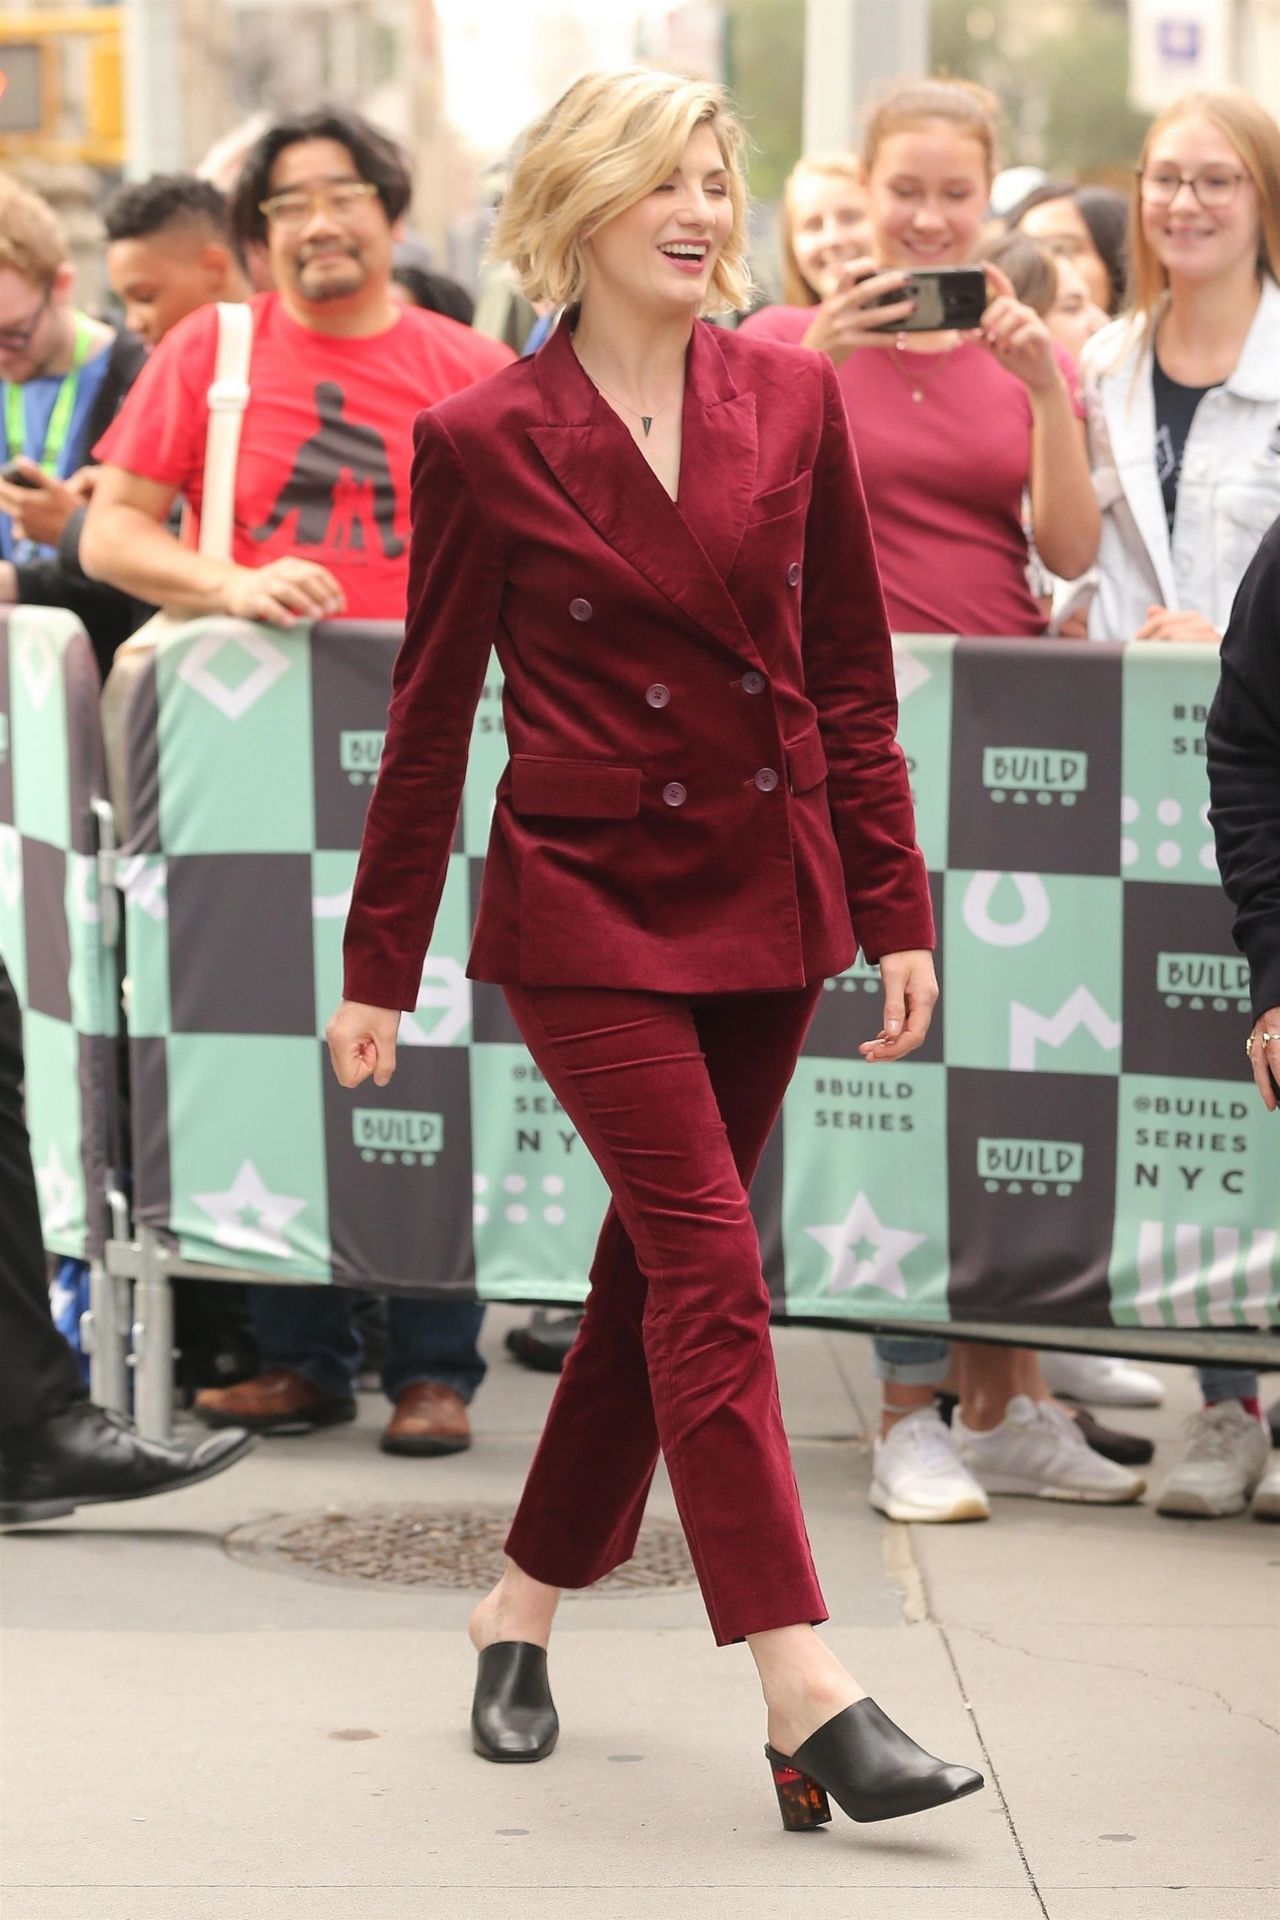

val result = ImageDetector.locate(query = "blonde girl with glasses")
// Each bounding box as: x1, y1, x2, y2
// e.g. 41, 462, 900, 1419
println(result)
1072, 88, 1280, 647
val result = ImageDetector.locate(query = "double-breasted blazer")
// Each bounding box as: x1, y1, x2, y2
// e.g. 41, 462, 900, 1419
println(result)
342, 317, 933, 1008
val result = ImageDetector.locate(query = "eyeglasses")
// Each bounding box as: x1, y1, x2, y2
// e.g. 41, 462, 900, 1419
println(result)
1137, 166, 1250, 209
258, 181, 380, 230
0, 288, 52, 354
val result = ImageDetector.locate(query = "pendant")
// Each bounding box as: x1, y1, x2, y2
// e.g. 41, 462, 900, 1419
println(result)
641, 416, 652, 436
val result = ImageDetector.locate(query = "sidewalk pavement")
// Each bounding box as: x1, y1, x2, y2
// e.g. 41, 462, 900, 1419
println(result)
2, 1308, 1277, 1920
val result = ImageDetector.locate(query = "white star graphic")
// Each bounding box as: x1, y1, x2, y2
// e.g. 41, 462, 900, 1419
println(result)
36, 1140, 78, 1234
805, 1192, 927, 1300
191, 1158, 306, 1258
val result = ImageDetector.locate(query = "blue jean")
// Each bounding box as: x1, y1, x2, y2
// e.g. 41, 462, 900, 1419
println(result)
1197, 1366, 1259, 1404
872, 1334, 951, 1386
249, 1284, 486, 1404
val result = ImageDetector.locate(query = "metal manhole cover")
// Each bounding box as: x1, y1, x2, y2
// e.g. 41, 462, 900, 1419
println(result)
224, 1503, 697, 1595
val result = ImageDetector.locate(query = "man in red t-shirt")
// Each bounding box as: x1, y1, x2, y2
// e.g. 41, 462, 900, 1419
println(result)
82, 109, 513, 1458
83, 108, 511, 625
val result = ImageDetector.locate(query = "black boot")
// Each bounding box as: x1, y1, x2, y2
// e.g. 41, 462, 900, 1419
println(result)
471, 1642, 559, 1762
504, 1310, 583, 1374
0, 1400, 255, 1526
766, 1698, 983, 1828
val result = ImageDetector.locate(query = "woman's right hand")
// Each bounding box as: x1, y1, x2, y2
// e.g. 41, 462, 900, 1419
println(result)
326, 1000, 401, 1088
799, 257, 916, 366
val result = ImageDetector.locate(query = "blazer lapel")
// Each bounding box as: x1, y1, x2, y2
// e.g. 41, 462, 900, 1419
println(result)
528, 321, 765, 670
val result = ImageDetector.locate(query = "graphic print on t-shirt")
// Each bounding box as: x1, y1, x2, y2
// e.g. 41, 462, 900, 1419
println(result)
251, 380, 405, 560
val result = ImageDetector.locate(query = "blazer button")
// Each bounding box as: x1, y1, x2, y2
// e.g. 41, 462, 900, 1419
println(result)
662, 781, 687, 807
569, 597, 593, 621
741, 670, 766, 695
754, 767, 780, 792
786, 562, 802, 587
646, 683, 671, 709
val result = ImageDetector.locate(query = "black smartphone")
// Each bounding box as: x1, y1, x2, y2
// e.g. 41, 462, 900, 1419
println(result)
0, 459, 41, 490
867, 267, 988, 333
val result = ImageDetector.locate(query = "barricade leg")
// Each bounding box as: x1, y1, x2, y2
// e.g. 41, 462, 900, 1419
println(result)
132, 1226, 175, 1441
85, 1261, 131, 1414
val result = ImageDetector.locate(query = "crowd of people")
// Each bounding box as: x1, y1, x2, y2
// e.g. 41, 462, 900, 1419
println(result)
1, 72, 1277, 1551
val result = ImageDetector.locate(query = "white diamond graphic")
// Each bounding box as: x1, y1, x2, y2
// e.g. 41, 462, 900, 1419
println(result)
401, 956, 471, 1046
119, 857, 168, 922
37, 1140, 78, 1234
191, 1158, 306, 1259
893, 648, 931, 704
0, 826, 21, 911
805, 1192, 927, 1300
176, 628, 291, 721
16, 628, 56, 711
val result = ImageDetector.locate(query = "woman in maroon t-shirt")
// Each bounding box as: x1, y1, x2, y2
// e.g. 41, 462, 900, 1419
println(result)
742, 78, 1098, 638
744, 82, 1134, 1528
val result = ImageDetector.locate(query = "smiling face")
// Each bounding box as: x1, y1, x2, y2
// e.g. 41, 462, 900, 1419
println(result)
1019, 196, 1112, 311
582, 122, 734, 319
863, 122, 989, 270
788, 169, 870, 298
1046, 254, 1106, 362
1139, 113, 1260, 291
265, 137, 394, 310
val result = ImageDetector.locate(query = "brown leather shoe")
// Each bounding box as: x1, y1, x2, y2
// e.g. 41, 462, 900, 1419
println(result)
193, 1368, 356, 1434
381, 1382, 472, 1457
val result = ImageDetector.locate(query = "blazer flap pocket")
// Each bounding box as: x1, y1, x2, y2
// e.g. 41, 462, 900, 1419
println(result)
785, 727, 828, 793
747, 470, 813, 525
510, 756, 641, 819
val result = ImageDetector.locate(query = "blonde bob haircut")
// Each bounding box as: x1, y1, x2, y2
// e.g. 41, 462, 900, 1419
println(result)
1129, 88, 1280, 322
491, 69, 753, 315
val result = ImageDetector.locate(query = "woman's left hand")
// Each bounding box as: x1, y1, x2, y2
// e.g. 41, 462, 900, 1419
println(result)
1134, 605, 1221, 644
976, 262, 1061, 397
860, 949, 938, 1062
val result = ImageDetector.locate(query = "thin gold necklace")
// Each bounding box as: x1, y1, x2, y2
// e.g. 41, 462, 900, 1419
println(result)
887, 332, 959, 403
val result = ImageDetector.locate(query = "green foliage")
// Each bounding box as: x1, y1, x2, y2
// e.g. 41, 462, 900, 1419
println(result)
722, 0, 805, 201
929, 0, 1149, 178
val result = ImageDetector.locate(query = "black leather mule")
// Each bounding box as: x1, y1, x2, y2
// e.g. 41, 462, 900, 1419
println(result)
765, 1697, 983, 1828
471, 1642, 559, 1763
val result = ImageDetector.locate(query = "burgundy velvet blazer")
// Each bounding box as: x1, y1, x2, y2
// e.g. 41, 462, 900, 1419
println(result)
342, 317, 933, 1008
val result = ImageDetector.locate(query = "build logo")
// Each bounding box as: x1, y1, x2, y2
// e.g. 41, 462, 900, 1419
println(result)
978, 1136, 1084, 1198
352, 1107, 443, 1166
339, 729, 384, 786
1156, 952, 1250, 1014
982, 747, 1088, 808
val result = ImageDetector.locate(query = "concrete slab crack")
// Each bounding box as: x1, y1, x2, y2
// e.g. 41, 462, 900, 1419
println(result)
951, 1623, 1280, 1739
939, 1626, 1050, 1919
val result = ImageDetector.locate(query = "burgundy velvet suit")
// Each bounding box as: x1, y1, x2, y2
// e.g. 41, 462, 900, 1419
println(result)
342, 318, 933, 1644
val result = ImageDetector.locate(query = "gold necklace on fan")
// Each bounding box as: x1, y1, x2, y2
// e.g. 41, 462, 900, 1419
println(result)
887, 331, 959, 403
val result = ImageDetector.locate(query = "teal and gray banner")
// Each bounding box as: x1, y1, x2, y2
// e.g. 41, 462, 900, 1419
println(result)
16, 611, 1279, 1337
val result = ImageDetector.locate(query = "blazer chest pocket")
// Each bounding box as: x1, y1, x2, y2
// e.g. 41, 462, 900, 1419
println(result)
510, 755, 642, 819
746, 470, 813, 526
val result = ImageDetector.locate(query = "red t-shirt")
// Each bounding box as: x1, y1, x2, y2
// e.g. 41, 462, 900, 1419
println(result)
96, 293, 514, 620
740, 304, 1051, 637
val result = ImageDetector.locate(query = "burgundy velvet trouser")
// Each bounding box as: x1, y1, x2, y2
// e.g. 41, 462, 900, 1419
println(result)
501, 980, 827, 1646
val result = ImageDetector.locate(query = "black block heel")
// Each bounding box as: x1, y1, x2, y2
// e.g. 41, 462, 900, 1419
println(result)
765, 1697, 983, 1829
766, 1750, 832, 1830
471, 1641, 558, 1763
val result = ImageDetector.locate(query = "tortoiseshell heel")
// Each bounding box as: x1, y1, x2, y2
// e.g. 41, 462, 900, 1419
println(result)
765, 1744, 832, 1831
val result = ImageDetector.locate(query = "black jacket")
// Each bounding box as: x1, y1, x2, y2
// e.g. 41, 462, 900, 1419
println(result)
11, 328, 152, 677
1206, 513, 1280, 1018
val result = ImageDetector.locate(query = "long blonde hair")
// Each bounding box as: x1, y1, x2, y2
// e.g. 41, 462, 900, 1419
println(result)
779, 155, 863, 307
1129, 88, 1280, 322
491, 69, 752, 315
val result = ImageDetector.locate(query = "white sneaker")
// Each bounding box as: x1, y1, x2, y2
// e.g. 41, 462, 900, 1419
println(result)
954, 1395, 1146, 1503
1156, 1401, 1271, 1518
1250, 1452, 1280, 1522
869, 1406, 990, 1523
1039, 1351, 1165, 1408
